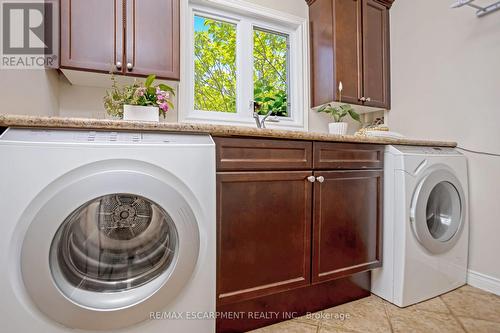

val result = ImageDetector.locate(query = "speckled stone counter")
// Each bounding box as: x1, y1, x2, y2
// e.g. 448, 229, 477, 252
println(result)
0, 114, 457, 147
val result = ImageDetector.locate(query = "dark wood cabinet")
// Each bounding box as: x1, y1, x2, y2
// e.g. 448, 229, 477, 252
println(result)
60, 0, 122, 73
125, 0, 179, 79
60, 0, 180, 80
215, 137, 383, 331
308, 0, 392, 108
216, 171, 312, 305
362, 0, 390, 108
312, 170, 383, 283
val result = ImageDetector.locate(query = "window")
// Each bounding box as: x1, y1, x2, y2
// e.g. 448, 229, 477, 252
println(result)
194, 15, 237, 113
181, 1, 308, 129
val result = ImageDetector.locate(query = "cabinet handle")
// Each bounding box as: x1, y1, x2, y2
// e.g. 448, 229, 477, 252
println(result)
115, 61, 122, 70
127, 63, 134, 71
307, 176, 316, 183
359, 97, 366, 102
365, 97, 371, 102
316, 176, 325, 183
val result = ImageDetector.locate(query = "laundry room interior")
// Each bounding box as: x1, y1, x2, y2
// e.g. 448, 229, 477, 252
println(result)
0, 0, 499, 332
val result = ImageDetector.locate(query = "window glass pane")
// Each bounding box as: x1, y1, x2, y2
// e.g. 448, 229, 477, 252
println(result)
253, 28, 289, 117
194, 15, 237, 113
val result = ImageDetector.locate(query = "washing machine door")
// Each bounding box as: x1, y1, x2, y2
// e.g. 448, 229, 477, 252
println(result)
20, 161, 200, 330
410, 167, 466, 254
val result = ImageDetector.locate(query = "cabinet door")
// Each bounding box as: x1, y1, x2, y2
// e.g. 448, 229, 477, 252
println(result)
333, 0, 363, 105
125, 0, 180, 80
60, 0, 123, 72
309, 0, 335, 107
312, 170, 382, 283
362, 0, 390, 108
217, 172, 312, 305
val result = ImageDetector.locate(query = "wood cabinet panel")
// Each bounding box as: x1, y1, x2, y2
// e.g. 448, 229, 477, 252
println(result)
312, 170, 383, 283
125, 0, 180, 79
313, 142, 384, 169
362, 0, 390, 108
217, 172, 312, 305
214, 137, 312, 171
60, 0, 180, 79
309, 0, 335, 106
333, 0, 362, 105
60, 0, 123, 72
308, 0, 392, 108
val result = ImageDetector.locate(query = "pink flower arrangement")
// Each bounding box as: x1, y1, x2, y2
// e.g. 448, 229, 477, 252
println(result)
104, 74, 175, 118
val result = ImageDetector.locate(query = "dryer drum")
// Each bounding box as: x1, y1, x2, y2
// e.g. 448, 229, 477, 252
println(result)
49, 193, 178, 293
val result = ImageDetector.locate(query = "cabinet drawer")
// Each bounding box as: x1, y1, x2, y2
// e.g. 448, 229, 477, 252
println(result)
214, 137, 312, 171
313, 142, 384, 169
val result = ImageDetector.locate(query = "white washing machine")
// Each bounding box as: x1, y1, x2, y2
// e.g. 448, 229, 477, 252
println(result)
372, 145, 469, 307
0, 128, 216, 332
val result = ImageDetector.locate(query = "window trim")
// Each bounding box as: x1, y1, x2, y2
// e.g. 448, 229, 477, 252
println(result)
179, 0, 309, 130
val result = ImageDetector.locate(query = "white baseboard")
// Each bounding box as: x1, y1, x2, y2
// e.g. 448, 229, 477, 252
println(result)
467, 269, 500, 296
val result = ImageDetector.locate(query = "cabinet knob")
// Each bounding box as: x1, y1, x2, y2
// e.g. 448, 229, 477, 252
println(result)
316, 176, 325, 183
127, 63, 134, 71
307, 176, 316, 183
359, 97, 366, 102
115, 61, 122, 70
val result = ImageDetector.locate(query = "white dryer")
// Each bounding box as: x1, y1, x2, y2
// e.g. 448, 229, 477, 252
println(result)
0, 128, 216, 332
372, 145, 468, 307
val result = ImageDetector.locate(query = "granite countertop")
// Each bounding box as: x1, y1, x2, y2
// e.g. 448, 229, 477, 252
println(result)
0, 114, 457, 147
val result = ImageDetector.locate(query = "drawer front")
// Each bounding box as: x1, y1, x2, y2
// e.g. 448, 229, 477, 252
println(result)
313, 142, 384, 169
214, 137, 312, 171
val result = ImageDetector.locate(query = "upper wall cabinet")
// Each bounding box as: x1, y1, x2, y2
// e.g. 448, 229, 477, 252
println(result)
60, 0, 180, 80
308, 0, 392, 109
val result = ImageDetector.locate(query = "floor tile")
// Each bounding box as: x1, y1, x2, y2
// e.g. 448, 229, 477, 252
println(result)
320, 295, 392, 333
248, 320, 318, 333
441, 286, 500, 322
458, 284, 498, 296
385, 302, 465, 333
293, 311, 324, 326
405, 296, 450, 314
457, 316, 500, 333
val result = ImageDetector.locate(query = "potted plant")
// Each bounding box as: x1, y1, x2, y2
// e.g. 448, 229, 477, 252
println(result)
317, 82, 361, 135
104, 74, 174, 122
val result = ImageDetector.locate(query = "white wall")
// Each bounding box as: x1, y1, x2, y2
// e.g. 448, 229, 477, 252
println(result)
388, 0, 500, 284
0, 70, 59, 116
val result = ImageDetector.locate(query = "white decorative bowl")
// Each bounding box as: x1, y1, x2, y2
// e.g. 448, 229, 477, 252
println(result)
123, 105, 159, 122
328, 122, 348, 135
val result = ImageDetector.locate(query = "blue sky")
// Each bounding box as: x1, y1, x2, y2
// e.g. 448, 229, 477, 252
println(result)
194, 16, 208, 32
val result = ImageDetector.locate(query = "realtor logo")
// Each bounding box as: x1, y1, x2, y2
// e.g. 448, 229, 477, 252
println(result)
1, 1, 58, 69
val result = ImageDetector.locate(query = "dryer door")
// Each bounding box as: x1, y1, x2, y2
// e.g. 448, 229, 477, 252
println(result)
410, 168, 466, 254
20, 161, 201, 330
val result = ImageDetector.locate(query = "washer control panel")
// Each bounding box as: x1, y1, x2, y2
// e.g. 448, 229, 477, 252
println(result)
0, 128, 213, 145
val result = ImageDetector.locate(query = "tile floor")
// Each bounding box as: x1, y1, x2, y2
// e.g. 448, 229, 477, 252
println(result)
250, 285, 500, 333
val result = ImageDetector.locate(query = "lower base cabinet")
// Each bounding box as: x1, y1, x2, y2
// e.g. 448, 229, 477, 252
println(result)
217, 171, 312, 305
312, 170, 383, 283
214, 137, 384, 332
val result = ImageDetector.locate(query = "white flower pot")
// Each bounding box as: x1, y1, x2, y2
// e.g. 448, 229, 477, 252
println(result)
328, 122, 348, 135
123, 105, 159, 122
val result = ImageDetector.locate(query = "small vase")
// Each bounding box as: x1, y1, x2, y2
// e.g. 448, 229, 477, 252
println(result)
123, 105, 159, 122
328, 122, 348, 135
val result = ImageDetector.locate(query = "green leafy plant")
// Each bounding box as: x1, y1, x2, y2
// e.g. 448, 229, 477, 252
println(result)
194, 17, 288, 117
317, 103, 361, 123
103, 74, 175, 118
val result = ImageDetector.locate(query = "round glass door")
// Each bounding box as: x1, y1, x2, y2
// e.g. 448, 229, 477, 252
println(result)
49, 194, 178, 298
410, 168, 465, 254
425, 182, 461, 242
21, 167, 200, 330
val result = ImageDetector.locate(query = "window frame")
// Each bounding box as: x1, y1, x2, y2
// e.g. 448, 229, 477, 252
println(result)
179, 0, 309, 130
